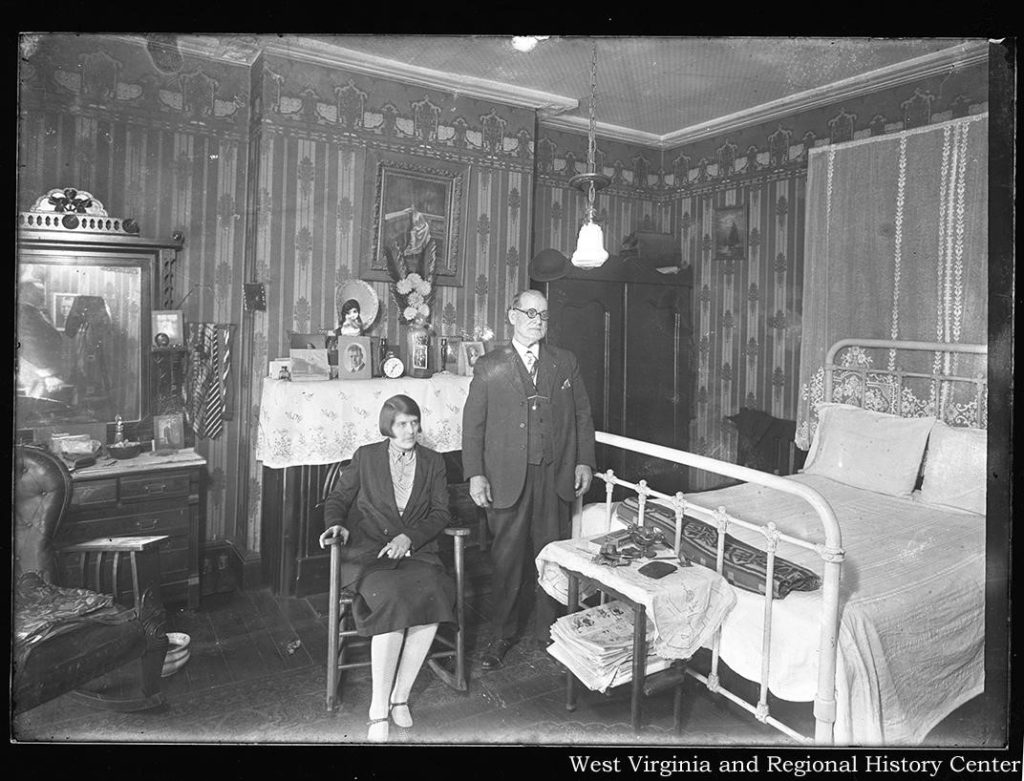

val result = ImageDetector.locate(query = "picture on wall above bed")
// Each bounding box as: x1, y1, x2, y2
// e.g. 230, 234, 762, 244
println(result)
713, 204, 747, 261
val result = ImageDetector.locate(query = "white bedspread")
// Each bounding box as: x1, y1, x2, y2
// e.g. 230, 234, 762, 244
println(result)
579, 473, 985, 745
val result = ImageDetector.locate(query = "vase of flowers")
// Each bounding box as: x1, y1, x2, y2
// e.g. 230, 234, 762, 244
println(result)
385, 234, 438, 378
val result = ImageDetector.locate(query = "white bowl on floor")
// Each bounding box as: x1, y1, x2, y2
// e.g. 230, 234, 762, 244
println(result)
162, 632, 191, 677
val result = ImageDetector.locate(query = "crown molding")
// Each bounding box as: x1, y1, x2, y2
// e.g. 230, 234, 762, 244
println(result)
262, 37, 580, 114
536, 113, 664, 148
102, 35, 988, 148
541, 40, 989, 150
657, 40, 990, 149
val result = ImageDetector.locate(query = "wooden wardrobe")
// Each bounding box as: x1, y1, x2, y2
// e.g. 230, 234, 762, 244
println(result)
535, 253, 694, 497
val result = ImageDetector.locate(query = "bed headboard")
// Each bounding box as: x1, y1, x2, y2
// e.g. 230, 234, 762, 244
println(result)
823, 338, 987, 429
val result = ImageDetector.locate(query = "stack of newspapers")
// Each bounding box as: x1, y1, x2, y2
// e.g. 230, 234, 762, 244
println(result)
547, 599, 671, 692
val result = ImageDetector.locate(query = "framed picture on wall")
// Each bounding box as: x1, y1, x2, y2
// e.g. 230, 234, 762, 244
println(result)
362, 149, 468, 288
713, 205, 748, 261
50, 292, 77, 330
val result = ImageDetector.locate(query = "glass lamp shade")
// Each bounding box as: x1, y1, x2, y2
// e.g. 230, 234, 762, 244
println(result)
570, 221, 609, 268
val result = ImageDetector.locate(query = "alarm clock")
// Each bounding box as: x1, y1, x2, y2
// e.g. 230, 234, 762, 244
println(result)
382, 355, 405, 378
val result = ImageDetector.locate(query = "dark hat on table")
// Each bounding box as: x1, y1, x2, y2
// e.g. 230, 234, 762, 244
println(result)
528, 248, 570, 282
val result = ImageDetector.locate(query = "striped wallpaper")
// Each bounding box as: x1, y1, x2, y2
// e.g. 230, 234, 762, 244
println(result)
17, 34, 990, 575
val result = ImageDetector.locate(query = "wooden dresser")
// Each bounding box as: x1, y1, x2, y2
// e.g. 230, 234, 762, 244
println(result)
56, 450, 207, 609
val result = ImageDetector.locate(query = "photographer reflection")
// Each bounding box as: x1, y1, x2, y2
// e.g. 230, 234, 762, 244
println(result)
17, 280, 75, 415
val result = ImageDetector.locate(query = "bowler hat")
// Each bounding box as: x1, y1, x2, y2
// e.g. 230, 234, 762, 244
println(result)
528, 248, 570, 282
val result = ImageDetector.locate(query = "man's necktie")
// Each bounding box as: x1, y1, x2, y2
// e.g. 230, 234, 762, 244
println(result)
524, 349, 537, 383
203, 325, 224, 439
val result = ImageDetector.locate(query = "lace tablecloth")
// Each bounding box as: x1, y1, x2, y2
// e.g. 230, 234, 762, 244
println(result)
257, 374, 472, 469
536, 537, 737, 660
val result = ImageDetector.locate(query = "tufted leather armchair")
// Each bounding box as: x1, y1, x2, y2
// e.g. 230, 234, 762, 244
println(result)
13, 445, 170, 714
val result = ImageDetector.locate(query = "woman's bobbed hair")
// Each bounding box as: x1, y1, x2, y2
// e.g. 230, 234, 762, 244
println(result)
379, 394, 421, 437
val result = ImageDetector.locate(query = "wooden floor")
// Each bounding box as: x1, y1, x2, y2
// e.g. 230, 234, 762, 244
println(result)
12, 545, 998, 747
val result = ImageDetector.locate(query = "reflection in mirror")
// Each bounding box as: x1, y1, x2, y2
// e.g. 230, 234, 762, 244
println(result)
17, 261, 143, 427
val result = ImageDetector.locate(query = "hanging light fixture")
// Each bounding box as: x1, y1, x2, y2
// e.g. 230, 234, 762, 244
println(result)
569, 41, 611, 269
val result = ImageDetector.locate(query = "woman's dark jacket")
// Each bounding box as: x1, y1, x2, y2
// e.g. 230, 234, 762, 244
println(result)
324, 440, 450, 589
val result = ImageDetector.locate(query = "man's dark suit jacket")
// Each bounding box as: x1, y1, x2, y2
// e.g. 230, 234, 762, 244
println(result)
324, 440, 450, 589
462, 342, 597, 509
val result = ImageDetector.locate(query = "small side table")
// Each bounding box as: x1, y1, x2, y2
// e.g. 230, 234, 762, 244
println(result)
561, 565, 688, 733
59, 534, 169, 607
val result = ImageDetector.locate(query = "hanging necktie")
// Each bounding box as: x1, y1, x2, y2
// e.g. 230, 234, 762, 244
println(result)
203, 325, 224, 439
184, 323, 211, 434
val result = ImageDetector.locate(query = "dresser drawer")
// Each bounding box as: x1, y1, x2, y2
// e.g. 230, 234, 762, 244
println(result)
59, 507, 189, 544
71, 478, 118, 507
120, 471, 191, 501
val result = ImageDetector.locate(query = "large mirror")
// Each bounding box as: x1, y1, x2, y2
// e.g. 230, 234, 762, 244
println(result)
16, 188, 181, 435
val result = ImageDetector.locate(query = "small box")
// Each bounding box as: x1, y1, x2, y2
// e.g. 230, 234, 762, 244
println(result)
268, 358, 293, 380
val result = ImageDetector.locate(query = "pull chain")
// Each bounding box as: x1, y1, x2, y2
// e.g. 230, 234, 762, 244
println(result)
586, 41, 599, 217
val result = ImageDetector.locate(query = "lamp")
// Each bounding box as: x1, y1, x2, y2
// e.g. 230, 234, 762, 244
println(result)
569, 42, 611, 269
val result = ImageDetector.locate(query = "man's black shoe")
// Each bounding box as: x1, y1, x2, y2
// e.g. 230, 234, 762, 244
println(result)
480, 638, 516, 670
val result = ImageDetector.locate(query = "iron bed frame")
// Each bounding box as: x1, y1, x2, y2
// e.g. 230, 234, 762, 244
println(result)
576, 338, 987, 744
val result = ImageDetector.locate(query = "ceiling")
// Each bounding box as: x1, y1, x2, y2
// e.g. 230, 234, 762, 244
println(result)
175, 34, 987, 147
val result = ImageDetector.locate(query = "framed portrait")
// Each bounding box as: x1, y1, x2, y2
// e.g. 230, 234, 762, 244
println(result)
458, 341, 484, 377
433, 336, 461, 374
289, 348, 332, 381
152, 310, 185, 348
713, 205, 748, 261
50, 292, 78, 330
363, 149, 468, 287
336, 336, 373, 380
153, 412, 184, 453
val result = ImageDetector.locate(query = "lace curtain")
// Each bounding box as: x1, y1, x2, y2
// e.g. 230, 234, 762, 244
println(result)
796, 115, 989, 448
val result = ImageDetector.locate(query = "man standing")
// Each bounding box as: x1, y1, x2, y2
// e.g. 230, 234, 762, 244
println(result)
462, 289, 596, 669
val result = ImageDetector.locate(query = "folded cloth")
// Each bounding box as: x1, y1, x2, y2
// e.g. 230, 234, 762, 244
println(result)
536, 538, 736, 660
617, 497, 821, 599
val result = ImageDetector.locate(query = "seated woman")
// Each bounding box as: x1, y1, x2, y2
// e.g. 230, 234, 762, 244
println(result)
318, 394, 456, 742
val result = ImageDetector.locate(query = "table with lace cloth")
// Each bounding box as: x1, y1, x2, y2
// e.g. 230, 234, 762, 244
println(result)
256, 374, 472, 469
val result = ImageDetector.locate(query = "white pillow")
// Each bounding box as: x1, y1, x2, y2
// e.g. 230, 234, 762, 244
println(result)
802, 403, 935, 497
918, 421, 986, 515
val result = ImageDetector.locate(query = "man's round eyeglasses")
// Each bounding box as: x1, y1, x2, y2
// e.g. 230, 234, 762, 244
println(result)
512, 307, 549, 321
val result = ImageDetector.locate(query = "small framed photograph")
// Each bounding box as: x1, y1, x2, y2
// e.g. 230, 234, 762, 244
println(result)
336, 336, 372, 380
458, 341, 484, 376
51, 292, 78, 330
433, 336, 460, 374
289, 348, 332, 381
152, 310, 185, 348
153, 412, 184, 453
713, 205, 748, 261
268, 358, 293, 381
